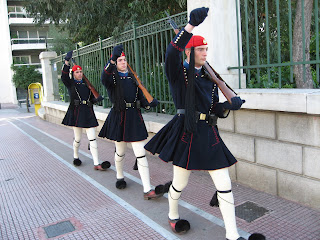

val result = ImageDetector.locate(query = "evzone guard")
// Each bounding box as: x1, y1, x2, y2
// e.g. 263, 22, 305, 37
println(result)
145, 7, 265, 240
98, 45, 163, 200
61, 51, 110, 171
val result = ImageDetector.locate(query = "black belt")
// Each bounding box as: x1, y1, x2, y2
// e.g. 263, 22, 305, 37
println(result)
177, 109, 218, 126
112, 100, 141, 109
125, 101, 140, 108
74, 99, 92, 107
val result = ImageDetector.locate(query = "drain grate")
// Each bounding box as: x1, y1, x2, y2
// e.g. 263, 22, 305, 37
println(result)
43, 220, 75, 238
235, 201, 269, 222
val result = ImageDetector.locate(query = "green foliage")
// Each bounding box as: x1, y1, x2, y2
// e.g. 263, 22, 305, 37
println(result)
24, 0, 186, 45
47, 25, 74, 54
241, 0, 320, 88
11, 65, 42, 90
247, 65, 296, 88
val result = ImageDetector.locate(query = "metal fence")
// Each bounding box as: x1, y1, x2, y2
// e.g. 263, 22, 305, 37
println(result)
230, 0, 320, 88
51, 1, 320, 113
51, 12, 188, 114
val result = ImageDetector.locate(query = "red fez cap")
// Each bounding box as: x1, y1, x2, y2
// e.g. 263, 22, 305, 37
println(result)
110, 52, 125, 58
185, 35, 207, 49
72, 65, 82, 72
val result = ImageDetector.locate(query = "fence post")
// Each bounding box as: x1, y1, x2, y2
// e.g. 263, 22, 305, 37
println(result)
99, 37, 107, 108
39, 51, 58, 102
133, 21, 141, 77
75, 44, 81, 66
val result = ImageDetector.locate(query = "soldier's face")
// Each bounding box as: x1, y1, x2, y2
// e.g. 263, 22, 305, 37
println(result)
194, 46, 208, 67
73, 69, 83, 80
116, 56, 127, 72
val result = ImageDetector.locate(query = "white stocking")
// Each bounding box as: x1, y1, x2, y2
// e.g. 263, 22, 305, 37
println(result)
86, 127, 99, 165
131, 141, 151, 193
209, 168, 240, 240
73, 127, 82, 159
168, 165, 191, 220
115, 141, 127, 179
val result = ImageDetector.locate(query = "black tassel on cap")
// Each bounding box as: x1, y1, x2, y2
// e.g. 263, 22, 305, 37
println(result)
184, 47, 196, 133
114, 70, 125, 112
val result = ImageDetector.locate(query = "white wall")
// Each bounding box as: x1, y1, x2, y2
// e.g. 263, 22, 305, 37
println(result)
0, 0, 17, 104
187, 0, 245, 88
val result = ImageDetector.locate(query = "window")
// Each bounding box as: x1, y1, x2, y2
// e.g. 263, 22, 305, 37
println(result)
13, 56, 30, 64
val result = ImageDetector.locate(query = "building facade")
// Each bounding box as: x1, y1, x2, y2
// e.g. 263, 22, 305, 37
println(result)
0, 0, 49, 104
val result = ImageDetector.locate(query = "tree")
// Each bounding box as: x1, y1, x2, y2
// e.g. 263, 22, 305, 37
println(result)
11, 65, 43, 112
293, 0, 314, 88
47, 25, 75, 54
24, 0, 186, 45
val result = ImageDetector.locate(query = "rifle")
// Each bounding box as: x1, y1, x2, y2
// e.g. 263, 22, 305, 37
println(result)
165, 11, 237, 103
127, 63, 154, 103
71, 58, 104, 103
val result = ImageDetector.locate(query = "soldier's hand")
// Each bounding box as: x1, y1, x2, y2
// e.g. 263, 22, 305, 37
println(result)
64, 50, 73, 61
189, 7, 209, 26
222, 96, 245, 110
149, 98, 159, 108
111, 44, 124, 61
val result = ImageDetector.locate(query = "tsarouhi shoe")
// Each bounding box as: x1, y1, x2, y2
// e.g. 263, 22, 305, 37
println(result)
94, 164, 106, 171
143, 190, 163, 200
168, 218, 190, 234
94, 161, 111, 171
73, 158, 82, 166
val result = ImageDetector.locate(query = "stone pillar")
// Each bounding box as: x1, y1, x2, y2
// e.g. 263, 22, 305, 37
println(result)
0, 0, 17, 104
39, 52, 58, 102
187, 0, 246, 88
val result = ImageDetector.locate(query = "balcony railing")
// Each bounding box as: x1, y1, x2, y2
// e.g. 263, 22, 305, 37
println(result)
8, 12, 30, 18
11, 38, 53, 51
11, 38, 53, 45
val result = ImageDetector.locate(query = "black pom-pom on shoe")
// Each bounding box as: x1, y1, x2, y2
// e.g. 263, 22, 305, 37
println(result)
248, 233, 266, 240
116, 178, 127, 189
101, 161, 111, 169
168, 218, 190, 234
155, 184, 164, 195
73, 158, 82, 166
155, 181, 172, 195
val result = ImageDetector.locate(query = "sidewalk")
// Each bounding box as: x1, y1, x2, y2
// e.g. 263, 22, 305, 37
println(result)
0, 104, 319, 240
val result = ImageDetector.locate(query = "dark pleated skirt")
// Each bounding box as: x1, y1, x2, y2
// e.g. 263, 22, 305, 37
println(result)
98, 108, 148, 142
145, 114, 237, 170
62, 105, 98, 128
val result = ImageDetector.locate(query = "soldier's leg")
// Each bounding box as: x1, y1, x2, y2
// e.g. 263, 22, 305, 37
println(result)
114, 141, 127, 188
167, 165, 191, 233
168, 165, 191, 220
209, 168, 240, 240
131, 141, 151, 193
72, 127, 82, 166
85, 127, 99, 165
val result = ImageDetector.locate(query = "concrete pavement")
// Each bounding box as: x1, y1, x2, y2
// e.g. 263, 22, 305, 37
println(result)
0, 104, 319, 240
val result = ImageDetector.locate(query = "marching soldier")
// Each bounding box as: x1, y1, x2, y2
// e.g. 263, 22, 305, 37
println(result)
98, 45, 163, 200
62, 51, 110, 171
145, 7, 264, 240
